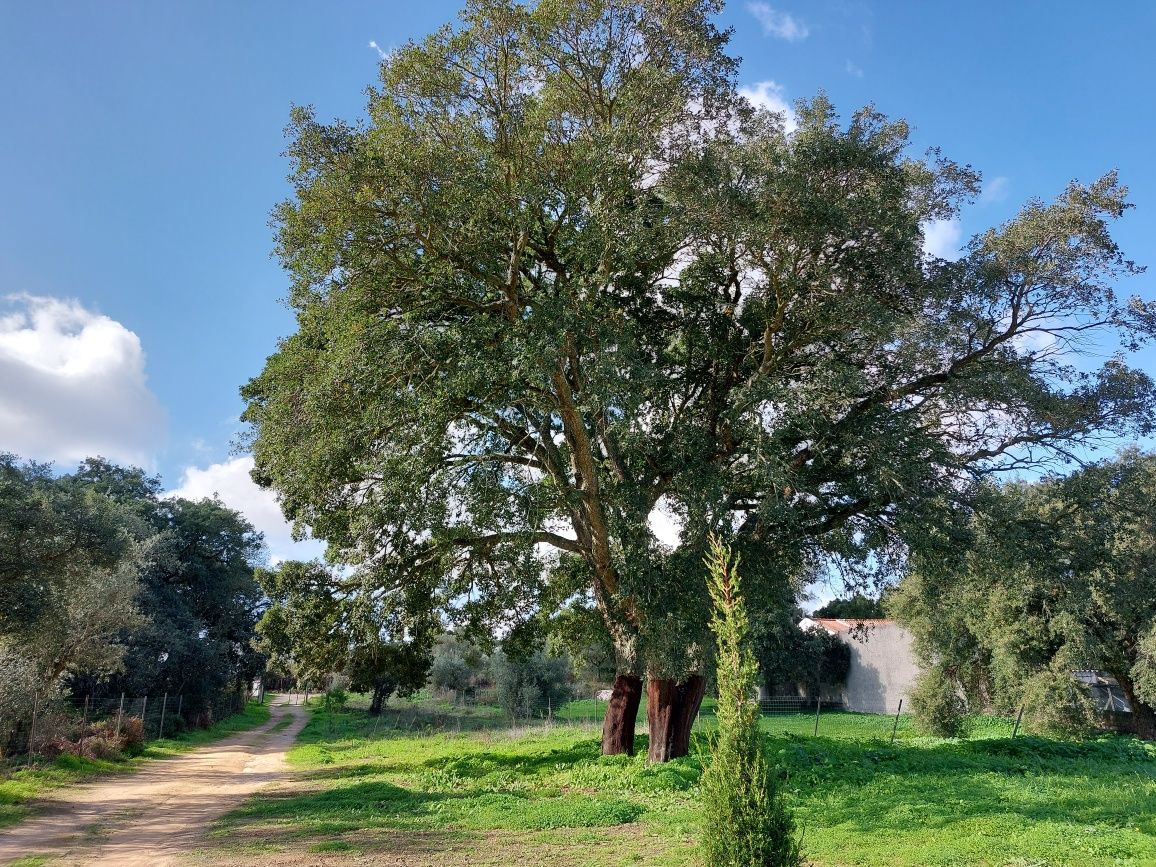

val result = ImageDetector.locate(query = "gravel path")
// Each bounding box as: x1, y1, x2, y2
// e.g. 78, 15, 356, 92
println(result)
0, 696, 308, 866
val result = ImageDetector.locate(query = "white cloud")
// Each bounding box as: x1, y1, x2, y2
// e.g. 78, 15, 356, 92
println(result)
845, 59, 864, 78
0, 294, 165, 466
747, 3, 809, 41
738, 80, 798, 133
166, 456, 325, 565
368, 40, 390, 60
648, 497, 684, 548
981, 175, 1010, 204
921, 218, 963, 261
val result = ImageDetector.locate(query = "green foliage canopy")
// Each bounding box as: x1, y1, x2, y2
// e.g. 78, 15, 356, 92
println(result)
242, 0, 1156, 680
255, 560, 435, 712
893, 450, 1156, 738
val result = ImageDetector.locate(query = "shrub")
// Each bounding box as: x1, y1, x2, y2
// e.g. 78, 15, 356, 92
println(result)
490, 651, 573, 720
60, 734, 123, 761
430, 654, 473, 696
323, 686, 349, 711
700, 536, 800, 867
1020, 668, 1094, 737
910, 666, 967, 737
119, 716, 146, 749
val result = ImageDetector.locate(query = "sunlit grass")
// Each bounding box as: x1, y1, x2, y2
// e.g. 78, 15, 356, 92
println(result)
212, 702, 1156, 866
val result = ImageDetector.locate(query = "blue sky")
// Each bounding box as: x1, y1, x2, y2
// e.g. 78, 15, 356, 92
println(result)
1, 1, 1154, 564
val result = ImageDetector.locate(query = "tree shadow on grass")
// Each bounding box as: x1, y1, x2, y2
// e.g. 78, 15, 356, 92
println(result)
220, 776, 644, 838
302, 734, 629, 781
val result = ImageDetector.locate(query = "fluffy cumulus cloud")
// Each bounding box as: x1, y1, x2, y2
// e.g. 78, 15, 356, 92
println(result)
0, 294, 165, 466
738, 80, 799, 133
166, 456, 326, 564
747, 3, 809, 41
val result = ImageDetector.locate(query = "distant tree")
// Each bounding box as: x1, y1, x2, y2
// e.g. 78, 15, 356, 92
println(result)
753, 608, 849, 698
429, 635, 484, 699
255, 561, 435, 714
242, 0, 1156, 759
894, 451, 1156, 739
0, 454, 142, 640
0, 456, 144, 703
489, 650, 573, 721
81, 495, 267, 722
812, 594, 887, 620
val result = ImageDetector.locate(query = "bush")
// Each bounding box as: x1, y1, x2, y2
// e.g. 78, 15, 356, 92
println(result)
56, 734, 123, 761
700, 537, 800, 867
323, 686, 349, 711
489, 651, 573, 720
1020, 668, 1094, 737
910, 666, 967, 737
430, 654, 472, 696
119, 716, 146, 749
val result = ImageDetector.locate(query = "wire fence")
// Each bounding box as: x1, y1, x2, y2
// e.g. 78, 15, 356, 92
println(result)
1, 689, 250, 763
324, 688, 928, 745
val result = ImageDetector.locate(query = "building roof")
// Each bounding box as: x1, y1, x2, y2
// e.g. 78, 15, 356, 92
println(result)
801, 617, 897, 634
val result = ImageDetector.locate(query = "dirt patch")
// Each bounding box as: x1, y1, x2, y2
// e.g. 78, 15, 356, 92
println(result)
0, 698, 309, 867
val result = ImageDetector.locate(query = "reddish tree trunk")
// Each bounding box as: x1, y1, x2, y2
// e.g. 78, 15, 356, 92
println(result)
601, 674, 643, 756
646, 674, 706, 763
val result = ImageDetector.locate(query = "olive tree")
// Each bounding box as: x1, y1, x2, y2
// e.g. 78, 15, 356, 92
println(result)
242, 0, 1156, 758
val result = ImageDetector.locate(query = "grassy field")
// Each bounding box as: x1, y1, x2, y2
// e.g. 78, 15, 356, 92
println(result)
193, 700, 1156, 867
0, 700, 271, 829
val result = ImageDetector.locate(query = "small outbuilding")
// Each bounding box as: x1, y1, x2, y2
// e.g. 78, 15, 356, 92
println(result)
799, 618, 921, 715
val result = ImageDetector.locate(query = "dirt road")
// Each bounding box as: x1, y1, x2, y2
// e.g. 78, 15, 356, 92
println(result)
0, 696, 309, 866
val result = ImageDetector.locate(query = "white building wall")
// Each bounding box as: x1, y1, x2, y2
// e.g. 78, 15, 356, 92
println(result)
837, 622, 921, 714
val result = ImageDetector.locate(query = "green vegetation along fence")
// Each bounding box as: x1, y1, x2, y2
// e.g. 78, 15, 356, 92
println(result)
333, 689, 939, 743
1, 689, 252, 762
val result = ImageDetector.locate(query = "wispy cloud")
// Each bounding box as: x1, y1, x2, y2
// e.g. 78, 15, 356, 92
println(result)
368, 40, 390, 61
845, 59, 864, 78
738, 80, 798, 133
981, 175, 1010, 204
747, 3, 809, 41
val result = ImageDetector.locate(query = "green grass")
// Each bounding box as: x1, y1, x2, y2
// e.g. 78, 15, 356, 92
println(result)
0, 700, 271, 829
209, 702, 1156, 866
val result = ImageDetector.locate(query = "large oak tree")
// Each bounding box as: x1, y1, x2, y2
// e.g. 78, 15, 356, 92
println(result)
242, 0, 1156, 759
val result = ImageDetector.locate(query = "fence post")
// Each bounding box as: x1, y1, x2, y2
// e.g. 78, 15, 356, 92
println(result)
26, 694, 38, 767
140, 695, 148, 737
813, 695, 822, 737
159, 693, 168, 738
115, 692, 125, 739
176, 694, 183, 726
890, 698, 903, 745
1011, 705, 1024, 738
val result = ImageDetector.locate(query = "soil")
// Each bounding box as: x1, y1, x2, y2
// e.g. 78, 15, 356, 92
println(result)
0, 696, 308, 866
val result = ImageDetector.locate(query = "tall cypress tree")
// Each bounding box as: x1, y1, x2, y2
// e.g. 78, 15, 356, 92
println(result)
700, 535, 799, 867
